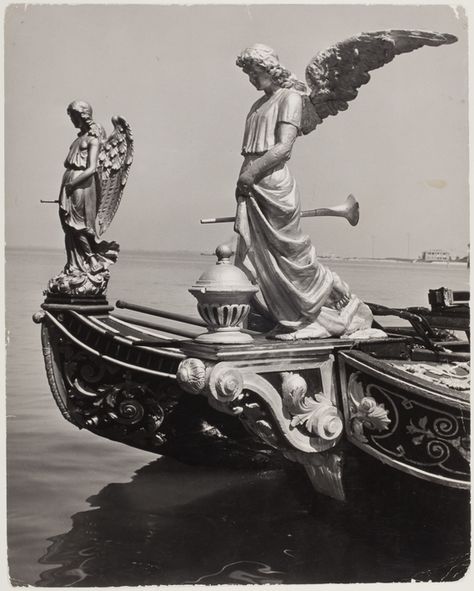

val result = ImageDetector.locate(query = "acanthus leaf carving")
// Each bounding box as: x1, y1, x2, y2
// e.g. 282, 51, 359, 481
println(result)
281, 371, 343, 441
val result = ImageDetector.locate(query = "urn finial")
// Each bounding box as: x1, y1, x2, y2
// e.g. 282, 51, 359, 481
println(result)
189, 244, 259, 344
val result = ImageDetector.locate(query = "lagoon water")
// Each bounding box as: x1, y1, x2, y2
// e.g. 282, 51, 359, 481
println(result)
6, 249, 470, 586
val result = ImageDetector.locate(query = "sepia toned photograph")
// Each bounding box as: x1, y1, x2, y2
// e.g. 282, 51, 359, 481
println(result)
4, 1, 470, 587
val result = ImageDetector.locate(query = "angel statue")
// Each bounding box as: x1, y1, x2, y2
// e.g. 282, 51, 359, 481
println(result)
47, 100, 134, 296
234, 30, 456, 340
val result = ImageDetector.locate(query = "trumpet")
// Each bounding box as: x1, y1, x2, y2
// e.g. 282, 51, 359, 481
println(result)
201, 194, 360, 226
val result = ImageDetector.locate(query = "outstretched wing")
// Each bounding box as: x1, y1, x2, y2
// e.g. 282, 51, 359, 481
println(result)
302, 30, 457, 133
96, 116, 134, 236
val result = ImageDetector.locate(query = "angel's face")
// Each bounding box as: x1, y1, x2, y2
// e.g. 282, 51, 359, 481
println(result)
68, 109, 83, 129
246, 65, 275, 93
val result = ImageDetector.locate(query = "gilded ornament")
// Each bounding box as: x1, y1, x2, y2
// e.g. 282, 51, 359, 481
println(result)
176, 358, 207, 394
46, 101, 134, 297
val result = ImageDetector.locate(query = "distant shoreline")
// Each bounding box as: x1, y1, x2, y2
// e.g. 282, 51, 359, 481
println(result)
5, 246, 468, 266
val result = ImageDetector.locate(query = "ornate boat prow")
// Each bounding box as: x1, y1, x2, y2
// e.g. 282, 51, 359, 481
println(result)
35, 248, 470, 501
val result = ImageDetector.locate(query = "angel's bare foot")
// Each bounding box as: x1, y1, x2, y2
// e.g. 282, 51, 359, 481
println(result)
327, 275, 351, 310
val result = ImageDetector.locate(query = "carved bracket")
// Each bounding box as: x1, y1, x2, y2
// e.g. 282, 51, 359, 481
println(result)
176, 355, 344, 455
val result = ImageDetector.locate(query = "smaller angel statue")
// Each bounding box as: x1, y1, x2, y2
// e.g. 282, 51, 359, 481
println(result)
48, 101, 134, 296
234, 30, 456, 340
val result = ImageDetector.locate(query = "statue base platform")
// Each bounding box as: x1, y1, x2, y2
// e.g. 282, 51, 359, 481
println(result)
194, 329, 254, 344
42, 293, 113, 314
47, 268, 111, 297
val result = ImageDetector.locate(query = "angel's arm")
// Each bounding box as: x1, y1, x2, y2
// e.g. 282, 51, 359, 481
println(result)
237, 123, 298, 195
66, 138, 100, 191
237, 92, 302, 196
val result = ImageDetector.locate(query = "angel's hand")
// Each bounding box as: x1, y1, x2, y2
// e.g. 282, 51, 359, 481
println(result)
64, 182, 74, 196
236, 172, 255, 199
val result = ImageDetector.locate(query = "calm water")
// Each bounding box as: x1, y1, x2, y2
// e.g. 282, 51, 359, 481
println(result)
6, 249, 470, 586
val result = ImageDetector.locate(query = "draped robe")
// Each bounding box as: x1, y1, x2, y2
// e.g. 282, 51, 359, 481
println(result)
235, 87, 378, 339
59, 133, 118, 273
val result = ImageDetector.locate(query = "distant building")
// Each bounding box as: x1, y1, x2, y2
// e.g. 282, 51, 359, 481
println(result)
420, 249, 451, 262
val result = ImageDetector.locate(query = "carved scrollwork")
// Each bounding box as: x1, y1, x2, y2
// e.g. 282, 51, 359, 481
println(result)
177, 359, 342, 455
341, 364, 470, 485
47, 269, 111, 297
176, 358, 207, 394
281, 371, 343, 441
209, 365, 244, 403
51, 343, 172, 447
73, 377, 165, 444
347, 372, 391, 443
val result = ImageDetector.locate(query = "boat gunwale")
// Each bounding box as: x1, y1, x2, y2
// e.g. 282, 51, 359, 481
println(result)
338, 350, 470, 408
42, 311, 182, 378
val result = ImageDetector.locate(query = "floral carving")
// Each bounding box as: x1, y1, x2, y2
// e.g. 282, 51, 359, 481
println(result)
281, 372, 343, 441
347, 372, 390, 443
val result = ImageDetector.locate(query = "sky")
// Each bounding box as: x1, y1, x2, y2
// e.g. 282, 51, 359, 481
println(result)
4, 2, 469, 259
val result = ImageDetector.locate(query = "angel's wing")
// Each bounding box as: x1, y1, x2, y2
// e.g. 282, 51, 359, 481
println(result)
302, 30, 457, 134
95, 116, 134, 236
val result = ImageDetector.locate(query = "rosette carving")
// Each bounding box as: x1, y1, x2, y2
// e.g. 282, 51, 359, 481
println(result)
347, 372, 390, 443
176, 358, 207, 394
281, 372, 343, 441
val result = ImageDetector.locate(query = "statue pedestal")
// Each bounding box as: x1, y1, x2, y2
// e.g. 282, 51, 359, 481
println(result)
42, 293, 113, 314
47, 267, 111, 298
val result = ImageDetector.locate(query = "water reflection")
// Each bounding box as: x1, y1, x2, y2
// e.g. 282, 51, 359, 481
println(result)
36, 454, 469, 586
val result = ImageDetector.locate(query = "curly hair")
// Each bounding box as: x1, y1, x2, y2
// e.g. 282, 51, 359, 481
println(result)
67, 100, 106, 140
236, 44, 307, 93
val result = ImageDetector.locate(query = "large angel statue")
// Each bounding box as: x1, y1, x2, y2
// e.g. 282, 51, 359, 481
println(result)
48, 100, 134, 296
234, 30, 456, 340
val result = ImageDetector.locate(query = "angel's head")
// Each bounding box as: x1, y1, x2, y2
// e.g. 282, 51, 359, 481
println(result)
67, 100, 93, 129
67, 100, 105, 139
236, 44, 306, 93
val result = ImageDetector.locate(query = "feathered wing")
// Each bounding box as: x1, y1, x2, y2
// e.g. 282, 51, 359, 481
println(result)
301, 30, 457, 134
95, 116, 134, 236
